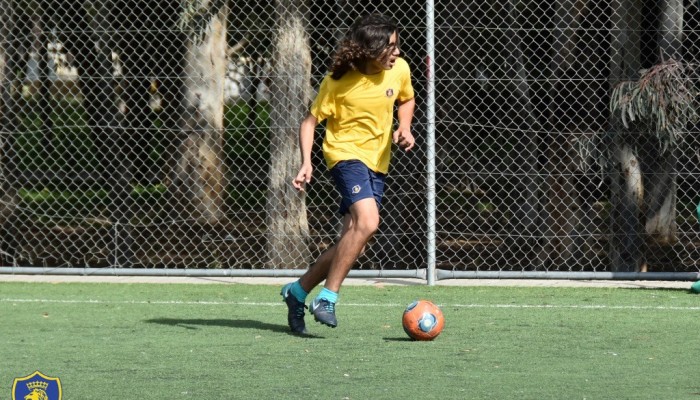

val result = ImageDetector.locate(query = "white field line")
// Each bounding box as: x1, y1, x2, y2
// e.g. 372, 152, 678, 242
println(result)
1, 298, 700, 311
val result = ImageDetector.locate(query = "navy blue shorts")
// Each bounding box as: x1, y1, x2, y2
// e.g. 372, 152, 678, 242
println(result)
329, 160, 386, 216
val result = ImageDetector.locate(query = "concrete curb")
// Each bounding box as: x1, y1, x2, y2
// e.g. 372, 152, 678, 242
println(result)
0, 274, 692, 289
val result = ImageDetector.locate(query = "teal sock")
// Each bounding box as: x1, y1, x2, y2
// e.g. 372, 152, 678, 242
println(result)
317, 287, 338, 304
289, 280, 308, 303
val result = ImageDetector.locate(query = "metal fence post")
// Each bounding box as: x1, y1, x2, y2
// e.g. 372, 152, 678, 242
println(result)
426, 0, 436, 286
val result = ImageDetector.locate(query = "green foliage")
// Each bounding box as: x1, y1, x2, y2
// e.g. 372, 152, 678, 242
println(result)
224, 101, 270, 161
19, 185, 167, 225
15, 99, 270, 217
16, 100, 94, 171
610, 59, 699, 151
226, 188, 266, 211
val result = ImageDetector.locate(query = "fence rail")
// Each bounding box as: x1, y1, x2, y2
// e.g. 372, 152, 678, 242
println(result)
1, 0, 699, 282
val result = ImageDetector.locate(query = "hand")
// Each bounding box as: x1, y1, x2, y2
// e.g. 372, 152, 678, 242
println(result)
292, 164, 313, 191
393, 126, 415, 152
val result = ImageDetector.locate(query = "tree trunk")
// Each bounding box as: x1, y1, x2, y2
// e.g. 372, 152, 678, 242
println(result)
0, 1, 20, 265
541, 0, 585, 268
80, 0, 118, 183
607, 0, 645, 271
658, 0, 684, 61
504, 0, 544, 269
608, 139, 645, 271
606, 0, 683, 270
265, 0, 311, 269
156, 1, 186, 191
643, 0, 682, 243
172, 2, 228, 224
31, 6, 54, 174
643, 142, 677, 243
74, 1, 126, 265
609, 0, 642, 83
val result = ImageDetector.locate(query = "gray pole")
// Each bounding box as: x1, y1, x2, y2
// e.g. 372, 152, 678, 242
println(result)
426, 0, 436, 286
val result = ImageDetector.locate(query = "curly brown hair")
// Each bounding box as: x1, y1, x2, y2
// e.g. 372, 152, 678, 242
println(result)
330, 14, 398, 80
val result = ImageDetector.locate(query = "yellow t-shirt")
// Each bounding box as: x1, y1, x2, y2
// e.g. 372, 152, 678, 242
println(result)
309, 57, 414, 174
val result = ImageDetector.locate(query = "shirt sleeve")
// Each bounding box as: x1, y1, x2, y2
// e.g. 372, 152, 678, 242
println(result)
309, 75, 334, 122
397, 59, 415, 102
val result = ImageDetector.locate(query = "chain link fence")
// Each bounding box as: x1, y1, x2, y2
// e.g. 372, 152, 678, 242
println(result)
0, 0, 698, 279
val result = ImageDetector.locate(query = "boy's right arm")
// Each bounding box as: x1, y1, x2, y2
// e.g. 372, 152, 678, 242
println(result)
292, 113, 318, 191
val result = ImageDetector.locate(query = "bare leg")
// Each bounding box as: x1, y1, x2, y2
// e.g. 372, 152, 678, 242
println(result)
298, 233, 342, 293
299, 198, 379, 294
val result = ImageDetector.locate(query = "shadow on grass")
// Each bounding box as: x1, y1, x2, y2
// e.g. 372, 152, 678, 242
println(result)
145, 318, 323, 338
383, 337, 414, 342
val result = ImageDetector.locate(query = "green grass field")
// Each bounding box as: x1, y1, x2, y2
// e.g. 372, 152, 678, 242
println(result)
1, 281, 700, 399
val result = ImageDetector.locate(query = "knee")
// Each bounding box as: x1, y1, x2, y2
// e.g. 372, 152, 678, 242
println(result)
354, 213, 379, 238
347, 198, 380, 238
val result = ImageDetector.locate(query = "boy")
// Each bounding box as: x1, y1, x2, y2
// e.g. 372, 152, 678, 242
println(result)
281, 14, 416, 333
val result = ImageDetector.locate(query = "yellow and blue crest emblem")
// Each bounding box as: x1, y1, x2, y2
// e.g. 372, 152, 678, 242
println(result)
12, 371, 62, 400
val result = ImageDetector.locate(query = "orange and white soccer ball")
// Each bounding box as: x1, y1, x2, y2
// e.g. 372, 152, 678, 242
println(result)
402, 300, 445, 341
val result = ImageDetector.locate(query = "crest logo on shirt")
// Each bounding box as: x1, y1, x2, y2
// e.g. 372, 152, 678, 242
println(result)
385, 88, 394, 97
352, 185, 361, 194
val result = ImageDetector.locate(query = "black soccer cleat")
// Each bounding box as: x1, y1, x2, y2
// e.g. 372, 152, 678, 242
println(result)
309, 298, 338, 328
281, 283, 308, 334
